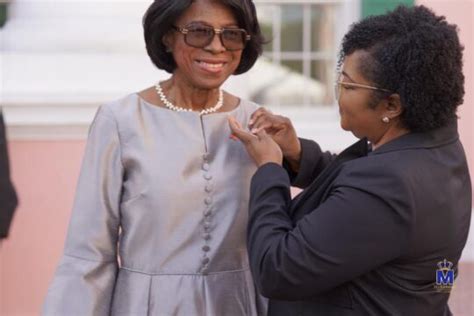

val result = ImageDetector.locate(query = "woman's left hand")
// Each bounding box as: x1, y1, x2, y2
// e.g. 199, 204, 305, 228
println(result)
228, 116, 283, 167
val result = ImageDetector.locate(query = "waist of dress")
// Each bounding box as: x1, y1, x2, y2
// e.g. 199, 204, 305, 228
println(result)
118, 265, 252, 276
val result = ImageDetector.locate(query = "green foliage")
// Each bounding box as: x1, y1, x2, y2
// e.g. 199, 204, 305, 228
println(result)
0, 4, 7, 28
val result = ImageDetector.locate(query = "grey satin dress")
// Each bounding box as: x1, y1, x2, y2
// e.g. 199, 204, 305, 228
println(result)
43, 94, 267, 316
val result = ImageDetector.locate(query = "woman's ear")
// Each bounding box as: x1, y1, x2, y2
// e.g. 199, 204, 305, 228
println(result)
162, 32, 174, 52
385, 94, 403, 119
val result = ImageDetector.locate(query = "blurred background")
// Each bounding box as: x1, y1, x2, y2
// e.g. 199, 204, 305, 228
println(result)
0, 0, 472, 314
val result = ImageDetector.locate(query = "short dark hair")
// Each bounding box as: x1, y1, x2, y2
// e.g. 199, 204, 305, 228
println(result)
143, 0, 264, 75
339, 5, 465, 132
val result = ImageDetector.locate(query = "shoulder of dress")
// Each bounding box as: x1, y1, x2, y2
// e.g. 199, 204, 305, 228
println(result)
238, 98, 261, 113
98, 93, 141, 122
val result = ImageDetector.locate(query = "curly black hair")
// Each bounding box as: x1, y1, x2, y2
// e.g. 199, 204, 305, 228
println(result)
143, 0, 265, 75
339, 5, 465, 132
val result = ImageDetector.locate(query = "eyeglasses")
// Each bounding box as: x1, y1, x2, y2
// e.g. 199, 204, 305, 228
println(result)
335, 79, 391, 101
173, 24, 251, 51
334, 73, 392, 100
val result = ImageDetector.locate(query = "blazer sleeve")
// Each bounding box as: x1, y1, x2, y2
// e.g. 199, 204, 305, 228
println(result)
247, 162, 412, 300
0, 109, 18, 238
43, 105, 123, 316
284, 138, 336, 189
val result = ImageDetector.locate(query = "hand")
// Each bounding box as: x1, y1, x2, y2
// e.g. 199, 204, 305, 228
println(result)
248, 108, 301, 171
228, 116, 283, 167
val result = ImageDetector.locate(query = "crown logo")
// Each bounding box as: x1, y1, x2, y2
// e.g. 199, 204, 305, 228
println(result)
437, 259, 453, 271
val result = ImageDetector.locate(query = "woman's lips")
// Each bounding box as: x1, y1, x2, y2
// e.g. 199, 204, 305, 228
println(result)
195, 60, 226, 73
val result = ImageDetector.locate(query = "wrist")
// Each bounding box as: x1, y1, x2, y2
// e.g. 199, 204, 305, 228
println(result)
283, 139, 301, 164
284, 141, 301, 169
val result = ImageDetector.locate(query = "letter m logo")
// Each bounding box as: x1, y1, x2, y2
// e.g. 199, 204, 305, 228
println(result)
436, 270, 454, 286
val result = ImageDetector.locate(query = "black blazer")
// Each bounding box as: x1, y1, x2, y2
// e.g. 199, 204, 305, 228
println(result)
248, 121, 471, 316
0, 109, 18, 239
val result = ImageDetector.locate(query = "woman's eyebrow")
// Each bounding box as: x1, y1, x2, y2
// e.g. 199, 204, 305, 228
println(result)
341, 71, 355, 82
184, 21, 239, 27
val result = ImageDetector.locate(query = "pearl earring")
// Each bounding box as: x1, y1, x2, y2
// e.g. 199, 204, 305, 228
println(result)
382, 117, 390, 123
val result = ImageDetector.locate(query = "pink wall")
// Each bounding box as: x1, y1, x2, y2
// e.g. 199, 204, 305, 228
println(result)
416, 0, 474, 203
0, 141, 85, 315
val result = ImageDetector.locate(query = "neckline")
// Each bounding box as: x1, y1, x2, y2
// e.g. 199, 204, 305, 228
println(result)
134, 93, 243, 117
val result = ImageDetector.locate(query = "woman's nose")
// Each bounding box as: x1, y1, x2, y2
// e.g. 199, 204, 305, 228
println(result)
205, 33, 226, 53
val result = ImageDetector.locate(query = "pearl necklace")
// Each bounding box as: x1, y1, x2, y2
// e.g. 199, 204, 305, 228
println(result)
155, 82, 224, 115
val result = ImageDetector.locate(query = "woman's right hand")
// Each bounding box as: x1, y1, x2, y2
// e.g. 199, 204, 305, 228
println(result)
248, 108, 302, 171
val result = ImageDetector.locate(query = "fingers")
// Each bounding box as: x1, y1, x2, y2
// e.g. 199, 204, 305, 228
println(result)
249, 108, 288, 134
251, 118, 282, 134
255, 128, 269, 140
228, 116, 257, 144
249, 108, 272, 128
231, 116, 243, 129
228, 117, 243, 141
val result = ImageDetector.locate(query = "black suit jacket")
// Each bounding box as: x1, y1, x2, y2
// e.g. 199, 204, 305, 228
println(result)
0, 109, 18, 238
248, 121, 471, 316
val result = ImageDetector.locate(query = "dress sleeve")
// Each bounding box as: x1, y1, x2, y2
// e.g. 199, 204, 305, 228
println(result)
247, 162, 412, 300
284, 138, 336, 189
43, 105, 123, 316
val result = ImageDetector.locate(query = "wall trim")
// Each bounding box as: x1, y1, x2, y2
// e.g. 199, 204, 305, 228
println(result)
3, 101, 358, 151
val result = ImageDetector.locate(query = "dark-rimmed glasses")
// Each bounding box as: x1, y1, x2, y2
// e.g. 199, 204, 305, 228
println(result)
173, 24, 251, 51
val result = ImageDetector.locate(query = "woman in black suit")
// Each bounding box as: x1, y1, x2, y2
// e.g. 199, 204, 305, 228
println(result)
228, 5, 471, 316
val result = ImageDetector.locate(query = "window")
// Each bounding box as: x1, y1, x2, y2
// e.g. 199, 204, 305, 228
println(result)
244, 0, 360, 108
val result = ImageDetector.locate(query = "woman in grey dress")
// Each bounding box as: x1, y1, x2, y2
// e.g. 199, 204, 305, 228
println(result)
43, 0, 266, 315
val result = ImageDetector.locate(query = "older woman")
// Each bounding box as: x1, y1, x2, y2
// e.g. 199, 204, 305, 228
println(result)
229, 5, 471, 316
43, 0, 266, 315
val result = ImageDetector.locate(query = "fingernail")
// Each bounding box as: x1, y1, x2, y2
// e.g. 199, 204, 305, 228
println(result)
251, 128, 258, 134
249, 119, 254, 125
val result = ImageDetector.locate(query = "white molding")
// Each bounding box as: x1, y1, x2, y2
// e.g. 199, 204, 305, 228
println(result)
3, 103, 98, 140
3, 101, 357, 151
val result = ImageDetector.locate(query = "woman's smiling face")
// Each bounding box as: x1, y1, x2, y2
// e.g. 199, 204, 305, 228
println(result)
164, 0, 244, 90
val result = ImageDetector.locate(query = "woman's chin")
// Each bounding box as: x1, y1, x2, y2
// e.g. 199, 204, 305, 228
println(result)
191, 77, 228, 90
340, 120, 349, 131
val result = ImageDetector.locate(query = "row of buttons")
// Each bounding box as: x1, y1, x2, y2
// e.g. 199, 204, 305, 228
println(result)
201, 153, 213, 274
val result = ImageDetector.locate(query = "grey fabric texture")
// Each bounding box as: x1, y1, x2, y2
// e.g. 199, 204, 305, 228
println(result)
43, 94, 267, 316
